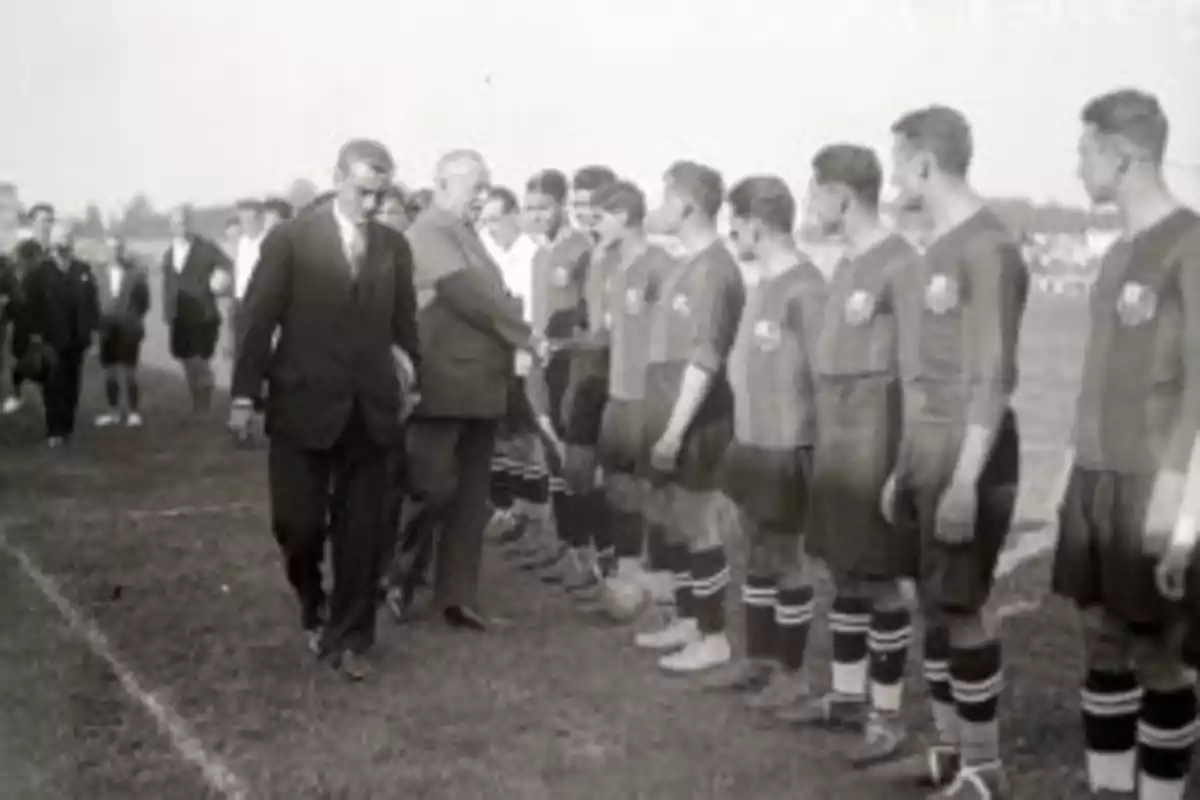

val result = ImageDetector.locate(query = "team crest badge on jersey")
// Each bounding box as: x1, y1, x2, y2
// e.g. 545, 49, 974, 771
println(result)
553, 265, 572, 288
1116, 281, 1157, 327
754, 319, 781, 351
844, 290, 876, 326
625, 287, 643, 314
924, 273, 958, 315
671, 294, 690, 316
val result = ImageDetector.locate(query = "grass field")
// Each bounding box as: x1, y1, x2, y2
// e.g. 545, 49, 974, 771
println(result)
0, 289, 1193, 799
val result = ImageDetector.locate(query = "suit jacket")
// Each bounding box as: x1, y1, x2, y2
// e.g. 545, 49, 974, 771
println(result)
23, 256, 100, 351
231, 204, 421, 451
161, 235, 230, 328
407, 206, 532, 419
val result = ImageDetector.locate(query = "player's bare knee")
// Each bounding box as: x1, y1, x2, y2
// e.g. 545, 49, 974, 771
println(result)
746, 539, 775, 579
1132, 634, 1195, 691
943, 609, 996, 647
865, 579, 908, 612
1078, 607, 1133, 671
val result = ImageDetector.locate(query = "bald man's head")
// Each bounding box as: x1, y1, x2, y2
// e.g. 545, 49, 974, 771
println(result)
434, 149, 491, 220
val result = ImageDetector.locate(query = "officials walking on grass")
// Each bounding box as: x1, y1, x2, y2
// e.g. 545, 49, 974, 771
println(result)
397, 150, 544, 632
230, 139, 420, 681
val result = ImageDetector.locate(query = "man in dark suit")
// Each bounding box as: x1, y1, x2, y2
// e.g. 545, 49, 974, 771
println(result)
229, 139, 420, 681
161, 204, 231, 414
22, 223, 100, 447
400, 149, 543, 631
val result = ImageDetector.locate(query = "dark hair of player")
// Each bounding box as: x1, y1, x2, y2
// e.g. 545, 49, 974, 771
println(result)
811, 144, 883, 208
665, 161, 725, 220
592, 180, 646, 227
572, 165, 618, 192
890, 105, 974, 177
525, 170, 568, 204
727, 176, 796, 234
1081, 88, 1169, 165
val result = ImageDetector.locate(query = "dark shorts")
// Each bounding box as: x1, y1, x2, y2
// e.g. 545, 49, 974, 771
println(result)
806, 376, 904, 580
98, 320, 144, 367
598, 398, 644, 475
169, 320, 220, 361
893, 409, 1020, 613
563, 373, 609, 446
1052, 467, 1200, 630
719, 444, 811, 535
641, 362, 733, 493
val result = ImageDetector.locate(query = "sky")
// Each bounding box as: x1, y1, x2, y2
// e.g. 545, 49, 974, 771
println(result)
1, 0, 1198, 216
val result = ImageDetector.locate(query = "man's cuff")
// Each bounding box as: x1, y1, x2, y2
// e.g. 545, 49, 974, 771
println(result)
231, 397, 254, 410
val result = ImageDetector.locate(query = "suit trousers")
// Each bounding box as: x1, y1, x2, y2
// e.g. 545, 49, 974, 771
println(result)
42, 346, 85, 438
403, 417, 498, 610
268, 408, 389, 655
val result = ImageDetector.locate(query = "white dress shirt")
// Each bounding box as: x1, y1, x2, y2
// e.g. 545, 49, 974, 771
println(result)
232, 234, 264, 300
480, 230, 538, 323
171, 237, 191, 272
107, 264, 123, 300
331, 202, 363, 271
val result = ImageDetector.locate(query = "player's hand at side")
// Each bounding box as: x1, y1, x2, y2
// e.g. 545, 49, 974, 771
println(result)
935, 479, 978, 545
880, 471, 897, 525
650, 433, 683, 474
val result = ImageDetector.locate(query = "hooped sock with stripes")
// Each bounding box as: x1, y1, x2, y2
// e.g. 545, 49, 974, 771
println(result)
689, 547, 730, 635
829, 595, 871, 699
775, 584, 816, 671
950, 640, 1004, 768
667, 542, 695, 621
868, 607, 913, 716
1138, 685, 1199, 800
741, 576, 778, 662
923, 626, 957, 749
1081, 669, 1140, 793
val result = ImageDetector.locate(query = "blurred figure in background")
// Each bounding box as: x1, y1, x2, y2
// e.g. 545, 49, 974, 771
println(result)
2, 205, 55, 414
161, 204, 232, 414
262, 197, 294, 232
94, 236, 151, 428
378, 186, 412, 233
22, 222, 100, 447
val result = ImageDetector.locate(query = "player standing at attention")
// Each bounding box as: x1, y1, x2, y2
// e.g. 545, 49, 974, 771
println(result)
780, 145, 918, 765
1050, 89, 1200, 800
511, 169, 594, 581
884, 106, 1029, 799
700, 175, 826, 698
479, 186, 552, 556
555, 166, 623, 595
586, 180, 676, 604
635, 161, 745, 673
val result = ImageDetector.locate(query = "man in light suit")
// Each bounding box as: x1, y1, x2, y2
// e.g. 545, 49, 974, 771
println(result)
400, 150, 543, 631
230, 139, 420, 680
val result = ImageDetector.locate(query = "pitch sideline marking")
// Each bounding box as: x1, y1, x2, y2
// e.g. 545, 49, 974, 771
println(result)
0, 526, 252, 800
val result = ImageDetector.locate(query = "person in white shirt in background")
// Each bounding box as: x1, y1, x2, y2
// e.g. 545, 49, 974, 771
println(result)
478, 186, 548, 542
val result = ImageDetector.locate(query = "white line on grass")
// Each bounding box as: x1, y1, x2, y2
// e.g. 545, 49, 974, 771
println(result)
0, 526, 252, 800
